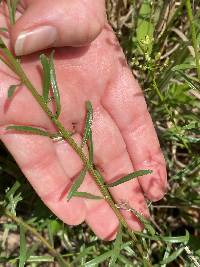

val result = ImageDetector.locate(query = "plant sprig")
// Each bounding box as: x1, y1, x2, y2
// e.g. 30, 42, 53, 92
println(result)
0, 36, 147, 259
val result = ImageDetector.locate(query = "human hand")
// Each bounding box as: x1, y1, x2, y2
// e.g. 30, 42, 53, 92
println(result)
0, 0, 167, 240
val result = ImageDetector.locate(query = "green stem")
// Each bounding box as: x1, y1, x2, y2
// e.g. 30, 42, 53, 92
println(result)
152, 76, 190, 152
1, 207, 69, 267
185, 0, 200, 81
0, 38, 144, 257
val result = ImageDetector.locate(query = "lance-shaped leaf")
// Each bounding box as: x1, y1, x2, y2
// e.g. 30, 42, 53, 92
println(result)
176, 70, 199, 91
160, 247, 185, 265
130, 207, 155, 236
109, 224, 123, 267
81, 101, 93, 148
49, 51, 61, 118
7, 84, 20, 98
67, 168, 87, 201
6, 125, 57, 139
73, 191, 103, 200
40, 54, 51, 103
107, 169, 152, 188
6, 0, 19, 25
134, 230, 190, 244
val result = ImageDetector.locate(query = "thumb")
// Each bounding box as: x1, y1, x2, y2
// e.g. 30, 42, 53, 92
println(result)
11, 0, 106, 56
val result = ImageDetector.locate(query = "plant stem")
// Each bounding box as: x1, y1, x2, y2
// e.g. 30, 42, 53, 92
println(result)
152, 76, 190, 152
0, 38, 145, 257
185, 0, 200, 81
1, 207, 69, 267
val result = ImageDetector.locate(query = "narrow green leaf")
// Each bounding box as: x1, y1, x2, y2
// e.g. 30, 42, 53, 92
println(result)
67, 168, 87, 201
7, 84, 20, 98
160, 246, 185, 265
40, 54, 51, 103
6, 0, 19, 25
12, 0, 20, 24
25, 244, 38, 263
6, 125, 56, 138
130, 208, 155, 236
118, 255, 133, 266
172, 157, 200, 180
85, 251, 112, 267
81, 101, 93, 148
134, 230, 190, 244
84, 242, 133, 267
109, 225, 123, 267
107, 170, 152, 188
27, 256, 54, 263
172, 64, 196, 71
49, 51, 61, 118
176, 70, 199, 91
73, 191, 103, 200
5, 181, 21, 200
19, 224, 27, 267
161, 244, 172, 267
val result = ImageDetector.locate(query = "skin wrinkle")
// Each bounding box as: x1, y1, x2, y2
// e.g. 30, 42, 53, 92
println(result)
40, 179, 71, 203
99, 149, 131, 182
21, 147, 57, 172
120, 108, 150, 135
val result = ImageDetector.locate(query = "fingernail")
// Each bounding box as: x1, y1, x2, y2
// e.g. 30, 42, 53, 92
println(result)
15, 26, 57, 56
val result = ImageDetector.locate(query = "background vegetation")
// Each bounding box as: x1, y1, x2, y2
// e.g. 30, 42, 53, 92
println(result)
0, 0, 200, 266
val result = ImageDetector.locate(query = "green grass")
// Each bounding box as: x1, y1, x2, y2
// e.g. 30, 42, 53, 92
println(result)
1, 0, 200, 266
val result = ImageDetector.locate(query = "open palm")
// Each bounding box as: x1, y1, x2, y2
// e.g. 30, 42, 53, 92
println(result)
0, 3, 167, 240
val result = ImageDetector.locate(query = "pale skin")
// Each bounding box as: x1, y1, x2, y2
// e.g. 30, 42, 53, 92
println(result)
0, 0, 167, 240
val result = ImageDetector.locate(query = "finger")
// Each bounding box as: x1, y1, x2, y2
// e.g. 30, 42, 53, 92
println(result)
102, 52, 167, 201
85, 106, 150, 232
55, 133, 119, 241
0, 132, 86, 225
10, 0, 106, 56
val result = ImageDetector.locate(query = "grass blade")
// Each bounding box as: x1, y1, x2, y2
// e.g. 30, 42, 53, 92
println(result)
81, 101, 93, 148
6, 125, 56, 138
73, 192, 103, 200
160, 246, 185, 265
67, 168, 87, 201
27, 256, 54, 263
107, 170, 152, 187
40, 54, 51, 103
134, 230, 190, 244
109, 224, 122, 267
85, 251, 112, 267
176, 70, 199, 91
19, 224, 27, 267
49, 51, 61, 118
161, 244, 172, 267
